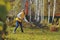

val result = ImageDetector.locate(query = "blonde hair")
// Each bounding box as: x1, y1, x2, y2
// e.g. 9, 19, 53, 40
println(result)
21, 9, 24, 12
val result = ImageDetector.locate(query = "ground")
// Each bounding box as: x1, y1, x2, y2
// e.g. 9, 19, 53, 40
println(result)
6, 27, 60, 40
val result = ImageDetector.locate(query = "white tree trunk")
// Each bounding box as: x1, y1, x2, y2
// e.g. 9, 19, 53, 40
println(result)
39, 0, 41, 21
37, 9, 40, 22
35, 0, 37, 20
48, 0, 50, 23
42, 0, 44, 21
37, 0, 40, 22
40, 0, 44, 21
52, 0, 56, 21
29, 0, 32, 22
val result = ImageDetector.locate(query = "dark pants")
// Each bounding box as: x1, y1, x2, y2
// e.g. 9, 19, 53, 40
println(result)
14, 21, 23, 32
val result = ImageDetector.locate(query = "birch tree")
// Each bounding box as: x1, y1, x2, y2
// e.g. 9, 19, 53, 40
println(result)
35, 0, 37, 20
48, 0, 50, 23
40, 0, 44, 21
29, 0, 32, 22
52, 0, 56, 22
36, 0, 40, 22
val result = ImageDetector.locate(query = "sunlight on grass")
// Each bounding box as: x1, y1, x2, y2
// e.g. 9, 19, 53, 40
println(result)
6, 27, 60, 40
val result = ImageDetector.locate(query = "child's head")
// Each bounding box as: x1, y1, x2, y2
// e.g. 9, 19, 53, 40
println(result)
21, 9, 25, 14
21, 9, 25, 12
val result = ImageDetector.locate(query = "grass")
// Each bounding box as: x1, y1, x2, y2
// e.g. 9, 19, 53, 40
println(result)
5, 27, 60, 40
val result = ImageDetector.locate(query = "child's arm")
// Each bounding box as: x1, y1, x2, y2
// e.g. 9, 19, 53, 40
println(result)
24, 17, 29, 23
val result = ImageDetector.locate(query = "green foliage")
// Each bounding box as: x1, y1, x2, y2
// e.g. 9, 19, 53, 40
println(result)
0, 0, 11, 11
0, 5, 8, 21
0, 21, 3, 26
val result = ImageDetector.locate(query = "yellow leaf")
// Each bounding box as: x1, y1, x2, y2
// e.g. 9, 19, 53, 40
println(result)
0, 26, 3, 31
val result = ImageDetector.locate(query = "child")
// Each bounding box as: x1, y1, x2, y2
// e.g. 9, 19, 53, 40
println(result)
13, 9, 29, 33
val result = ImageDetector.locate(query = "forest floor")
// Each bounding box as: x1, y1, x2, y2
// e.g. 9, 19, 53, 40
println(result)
6, 26, 60, 40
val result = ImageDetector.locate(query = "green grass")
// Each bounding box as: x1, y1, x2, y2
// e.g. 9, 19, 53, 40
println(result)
6, 27, 60, 40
